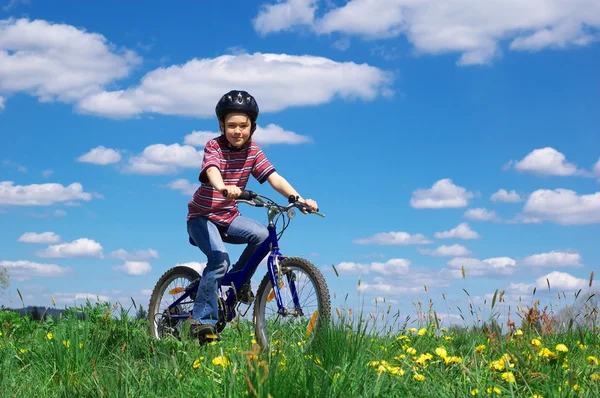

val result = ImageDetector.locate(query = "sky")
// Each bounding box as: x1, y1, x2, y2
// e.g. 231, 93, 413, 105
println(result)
1, 0, 599, 330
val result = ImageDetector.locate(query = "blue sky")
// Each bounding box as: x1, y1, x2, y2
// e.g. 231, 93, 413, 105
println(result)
1, 0, 599, 328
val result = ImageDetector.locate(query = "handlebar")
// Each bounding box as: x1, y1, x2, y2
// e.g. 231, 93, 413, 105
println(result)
221, 189, 324, 217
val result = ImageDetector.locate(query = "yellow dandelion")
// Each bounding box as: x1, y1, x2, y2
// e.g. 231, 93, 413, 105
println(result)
62, 340, 70, 348
79, 342, 84, 349
572, 384, 581, 391
394, 354, 406, 360
405, 347, 417, 355
501, 372, 516, 383
435, 347, 448, 359
471, 388, 479, 396
530, 395, 543, 398
192, 358, 202, 369
514, 329, 523, 336
19, 348, 27, 354
538, 347, 557, 359
444, 356, 462, 365
212, 355, 230, 367
397, 335, 410, 341
413, 373, 425, 381
587, 356, 599, 365
531, 338, 542, 347
590, 373, 600, 381
475, 344, 486, 353
486, 386, 502, 395
46, 332, 53, 340
555, 344, 568, 353
415, 353, 433, 366
417, 328, 427, 336
444, 336, 452, 341
408, 328, 417, 333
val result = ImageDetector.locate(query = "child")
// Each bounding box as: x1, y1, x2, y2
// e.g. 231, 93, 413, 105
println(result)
186, 89, 318, 342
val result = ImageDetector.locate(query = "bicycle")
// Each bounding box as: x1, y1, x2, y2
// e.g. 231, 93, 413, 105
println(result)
147, 190, 331, 350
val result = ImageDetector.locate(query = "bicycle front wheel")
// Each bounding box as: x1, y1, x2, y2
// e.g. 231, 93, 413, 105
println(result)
253, 257, 331, 351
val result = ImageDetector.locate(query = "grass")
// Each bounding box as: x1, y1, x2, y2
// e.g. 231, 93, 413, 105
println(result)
1, 281, 599, 397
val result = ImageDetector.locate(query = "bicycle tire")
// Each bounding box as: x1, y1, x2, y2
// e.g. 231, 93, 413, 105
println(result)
253, 256, 331, 350
148, 265, 200, 339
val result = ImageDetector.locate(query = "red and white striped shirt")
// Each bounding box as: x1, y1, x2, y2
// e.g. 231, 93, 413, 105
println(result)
187, 136, 276, 226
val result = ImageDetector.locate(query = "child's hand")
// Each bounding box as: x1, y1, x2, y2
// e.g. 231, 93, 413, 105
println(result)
221, 185, 242, 199
301, 198, 319, 213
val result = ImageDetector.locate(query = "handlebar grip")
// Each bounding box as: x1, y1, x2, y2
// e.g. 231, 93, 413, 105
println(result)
221, 189, 257, 200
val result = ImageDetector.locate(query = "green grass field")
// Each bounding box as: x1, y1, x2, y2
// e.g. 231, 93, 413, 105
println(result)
1, 281, 599, 398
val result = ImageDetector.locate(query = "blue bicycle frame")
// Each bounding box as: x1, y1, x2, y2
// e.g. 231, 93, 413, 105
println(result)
165, 194, 309, 325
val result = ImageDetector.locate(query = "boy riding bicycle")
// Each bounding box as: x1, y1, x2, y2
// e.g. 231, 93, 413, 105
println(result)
186, 89, 318, 342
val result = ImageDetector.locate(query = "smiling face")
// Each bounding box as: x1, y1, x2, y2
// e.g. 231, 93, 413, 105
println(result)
220, 112, 252, 148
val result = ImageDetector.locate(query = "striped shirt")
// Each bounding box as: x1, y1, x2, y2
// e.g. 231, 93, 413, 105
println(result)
187, 136, 276, 226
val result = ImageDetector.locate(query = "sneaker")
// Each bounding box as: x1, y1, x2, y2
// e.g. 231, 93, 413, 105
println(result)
238, 282, 255, 304
189, 321, 220, 344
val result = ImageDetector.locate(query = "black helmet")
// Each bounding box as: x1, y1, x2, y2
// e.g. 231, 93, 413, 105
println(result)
215, 90, 259, 121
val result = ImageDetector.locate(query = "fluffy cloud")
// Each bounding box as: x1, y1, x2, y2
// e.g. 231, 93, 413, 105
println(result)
0, 260, 71, 281
109, 248, 159, 261
410, 179, 473, 208
18, 231, 61, 244
77, 52, 393, 118
491, 189, 522, 203
0, 18, 140, 107
509, 147, 585, 176
253, 0, 600, 65
357, 271, 450, 297
335, 258, 411, 275
446, 256, 517, 278
594, 158, 600, 179
184, 124, 312, 147
353, 231, 432, 245
0, 181, 92, 206
167, 179, 197, 195
52, 292, 110, 304
123, 143, 203, 175
419, 244, 471, 257
35, 238, 103, 258
77, 146, 122, 165
522, 250, 582, 267
113, 261, 152, 276
536, 271, 589, 291
464, 208, 500, 222
434, 223, 480, 240
0, 96, 4, 111
522, 188, 600, 225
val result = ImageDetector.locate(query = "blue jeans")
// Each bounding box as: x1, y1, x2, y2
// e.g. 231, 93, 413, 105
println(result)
187, 215, 269, 326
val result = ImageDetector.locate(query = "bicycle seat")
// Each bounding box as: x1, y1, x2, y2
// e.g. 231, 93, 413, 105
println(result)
188, 231, 229, 247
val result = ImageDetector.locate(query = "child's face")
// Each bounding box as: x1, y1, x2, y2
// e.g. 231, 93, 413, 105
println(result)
221, 112, 252, 148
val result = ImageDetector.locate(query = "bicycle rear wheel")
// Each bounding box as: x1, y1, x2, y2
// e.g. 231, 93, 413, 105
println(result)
253, 257, 331, 351
148, 266, 200, 340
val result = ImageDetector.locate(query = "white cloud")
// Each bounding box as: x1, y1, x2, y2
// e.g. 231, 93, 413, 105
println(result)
336, 258, 411, 276
36, 238, 103, 258
77, 52, 393, 118
353, 231, 432, 245
0, 96, 4, 111
419, 244, 471, 257
42, 170, 53, 178
18, 231, 61, 244
253, 0, 317, 35
357, 271, 450, 296
0, 18, 140, 108
77, 146, 122, 165
536, 271, 589, 291
522, 250, 582, 267
446, 256, 517, 277
511, 147, 585, 176
358, 281, 423, 296
0, 181, 92, 206
491, 189, 522, 203
52, 292, 110, 305
174, 262, 206, 274
109, 248, 159, 261
464, 207, 499, 222
522, 188, 600, 225
167, 179, 197, 195
594, 158, 600, 179
184, 124, 312, 147
410, 178, 473, 208
0, 260, 71, 281
113, 261, 152, 276
434, 223, 480, 240
124, 143, 203, 175
253, 0, 600, 66
507, 282, 535, 295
